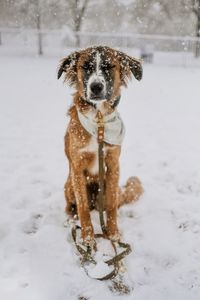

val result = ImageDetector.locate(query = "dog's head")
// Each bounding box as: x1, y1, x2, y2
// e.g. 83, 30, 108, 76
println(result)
58, 46, 142, 107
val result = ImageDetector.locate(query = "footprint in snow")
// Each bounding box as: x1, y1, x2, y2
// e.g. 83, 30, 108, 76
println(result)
22, 213, 43, 235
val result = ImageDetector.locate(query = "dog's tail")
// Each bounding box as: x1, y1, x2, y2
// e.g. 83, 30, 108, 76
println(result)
118, 176, 144, 207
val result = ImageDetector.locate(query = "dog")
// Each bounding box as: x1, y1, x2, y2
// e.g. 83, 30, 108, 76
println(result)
58, 46, 143, 246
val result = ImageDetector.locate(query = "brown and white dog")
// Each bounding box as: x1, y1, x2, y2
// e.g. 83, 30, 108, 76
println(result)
58, 46, 143, 246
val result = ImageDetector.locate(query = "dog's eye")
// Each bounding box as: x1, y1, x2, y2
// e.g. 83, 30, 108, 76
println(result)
81, 65, 89, 70
102, 64, 115, 71
108, 64, 115, 69
81, 64, 94, 74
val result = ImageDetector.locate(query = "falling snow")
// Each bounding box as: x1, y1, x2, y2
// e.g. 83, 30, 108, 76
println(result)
0, 53, 200, 300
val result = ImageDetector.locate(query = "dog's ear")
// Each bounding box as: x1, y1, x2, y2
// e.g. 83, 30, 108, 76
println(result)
129, 57, 143, 81
117, 51, 143, 85
57, 51, 80, 86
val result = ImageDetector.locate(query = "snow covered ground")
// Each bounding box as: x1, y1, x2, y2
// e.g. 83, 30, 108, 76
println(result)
0, 54, 200, 300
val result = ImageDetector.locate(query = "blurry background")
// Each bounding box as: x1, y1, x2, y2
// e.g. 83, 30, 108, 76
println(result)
0, 0, 200, 66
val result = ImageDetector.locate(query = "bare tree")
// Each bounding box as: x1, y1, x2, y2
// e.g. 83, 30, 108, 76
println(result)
71, 0, 89, 47
35, 0, 43, 55
192, 0, 200, 57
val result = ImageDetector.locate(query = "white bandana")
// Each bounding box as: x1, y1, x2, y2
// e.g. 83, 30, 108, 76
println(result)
77, 110, 125, 145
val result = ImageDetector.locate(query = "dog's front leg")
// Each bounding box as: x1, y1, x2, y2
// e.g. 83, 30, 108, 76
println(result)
71, 166, 94, 245
105, 147, 121, 241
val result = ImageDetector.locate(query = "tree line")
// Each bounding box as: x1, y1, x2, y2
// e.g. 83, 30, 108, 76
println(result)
0, 0, 199, 57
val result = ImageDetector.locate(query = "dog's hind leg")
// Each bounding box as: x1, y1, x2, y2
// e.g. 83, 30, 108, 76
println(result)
64, 177, 77, 217
118, 177, 143, 207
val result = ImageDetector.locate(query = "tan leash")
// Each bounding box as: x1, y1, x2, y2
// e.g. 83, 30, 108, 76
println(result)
96, 110, 107, 236
72, 110, 132, 281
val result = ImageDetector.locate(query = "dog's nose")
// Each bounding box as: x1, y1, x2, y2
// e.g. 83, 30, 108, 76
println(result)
90, 82, 104, 96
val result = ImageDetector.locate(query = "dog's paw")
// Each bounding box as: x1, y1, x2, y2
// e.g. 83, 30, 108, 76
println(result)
81, 226, 97, 251
83, 237, 97, 252
107, 231, 121, 242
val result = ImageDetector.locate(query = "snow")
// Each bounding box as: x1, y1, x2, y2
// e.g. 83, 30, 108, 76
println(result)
0, 54, 200, 300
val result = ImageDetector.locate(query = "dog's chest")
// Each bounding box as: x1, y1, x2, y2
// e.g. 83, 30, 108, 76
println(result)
80, 136, 100, 175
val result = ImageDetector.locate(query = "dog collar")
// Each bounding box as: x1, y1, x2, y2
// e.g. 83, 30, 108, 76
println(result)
77, 109, 125, 145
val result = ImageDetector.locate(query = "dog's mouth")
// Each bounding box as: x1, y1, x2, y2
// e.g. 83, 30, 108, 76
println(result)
89, 95, 106, 101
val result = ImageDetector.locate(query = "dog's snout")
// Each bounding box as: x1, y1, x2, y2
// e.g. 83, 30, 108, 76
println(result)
90, 82, 104, 96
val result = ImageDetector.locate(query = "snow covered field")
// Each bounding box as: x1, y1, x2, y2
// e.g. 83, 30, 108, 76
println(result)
0, 54, 200, 300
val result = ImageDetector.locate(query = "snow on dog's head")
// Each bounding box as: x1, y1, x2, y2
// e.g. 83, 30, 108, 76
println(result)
57, 46, 142, 107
